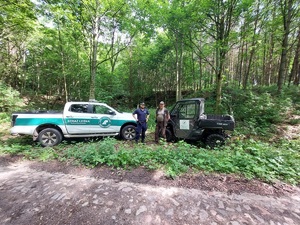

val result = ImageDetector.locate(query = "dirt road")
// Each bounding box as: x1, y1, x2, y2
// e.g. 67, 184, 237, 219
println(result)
0, 158, 300, 225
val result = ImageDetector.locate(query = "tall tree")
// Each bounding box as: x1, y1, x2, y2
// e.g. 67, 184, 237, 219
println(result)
65, 0, 131, 101
0, 0, 36, 88
203, 0, 244, 112
277, 0, 298, 93
289, 28, 300, 86
158, 0, 192, 101
243, 0, 262, 89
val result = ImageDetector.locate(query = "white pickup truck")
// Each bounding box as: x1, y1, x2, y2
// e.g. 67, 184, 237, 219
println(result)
11, 101, 137, 147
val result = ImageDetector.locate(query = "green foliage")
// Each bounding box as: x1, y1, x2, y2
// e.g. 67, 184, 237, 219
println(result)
0, 82, 24, 113
234, 139, 300, 184
24, 147, 59, 161
288, 118, 300, 125
223, 86, 293, 136
1, 0, 299, 112
146, 108, 157, 131
64, 138, 116, 167
0, 113, 10, 123
0, 136, 58, 161
0, 0, 36, 89
0, 143, 31, 155
2, 136, 299, 185
192, 85, 297, 137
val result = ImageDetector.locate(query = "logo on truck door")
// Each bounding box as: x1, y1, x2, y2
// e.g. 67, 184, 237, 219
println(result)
180, 120, 190, 130
99, 117, 111, 128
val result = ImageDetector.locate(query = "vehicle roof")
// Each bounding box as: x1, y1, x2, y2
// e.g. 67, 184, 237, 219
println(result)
176, 98, 205, 102
67, 101, 106, 104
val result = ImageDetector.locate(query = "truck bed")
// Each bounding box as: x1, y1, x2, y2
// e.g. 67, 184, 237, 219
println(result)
198, 114, 235, 131
206, 115, 233, 120
11, 111, 63, 127
12, 110, 62, 114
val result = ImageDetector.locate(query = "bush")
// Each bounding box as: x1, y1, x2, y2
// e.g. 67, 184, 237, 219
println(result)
1, 134, 299, 184
64, 138, 116, 167
0, 82, 24, 113
221, 86, 294, 136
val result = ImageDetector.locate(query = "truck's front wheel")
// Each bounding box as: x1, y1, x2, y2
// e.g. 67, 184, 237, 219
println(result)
121, 125, 136, 140
206, 134, 226, 149
166, 128, 175, 142
38, 128, 62, 147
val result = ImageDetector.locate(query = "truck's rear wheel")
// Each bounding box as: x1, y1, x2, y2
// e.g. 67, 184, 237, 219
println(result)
121, 125, 136, 140
38, 128, 62, 147
206, 134, 226, 149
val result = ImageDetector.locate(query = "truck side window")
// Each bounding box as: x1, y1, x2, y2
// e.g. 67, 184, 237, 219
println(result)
178, 102, 198, 119
69, 104, 88, 113
186, 103, 197, 118
179, 105, 187, 119
171, 104, 180, 116
93, 105, 111, 114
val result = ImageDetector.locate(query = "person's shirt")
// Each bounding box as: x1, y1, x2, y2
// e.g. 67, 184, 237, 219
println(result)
132, 108, 149, 122
156, 108, 170, 122
156, 109, 165, 122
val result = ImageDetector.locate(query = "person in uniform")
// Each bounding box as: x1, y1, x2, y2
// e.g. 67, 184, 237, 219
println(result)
132, 102, 150, 143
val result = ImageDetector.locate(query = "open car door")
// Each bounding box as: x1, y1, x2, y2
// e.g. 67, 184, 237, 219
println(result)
169, 100, 200, 139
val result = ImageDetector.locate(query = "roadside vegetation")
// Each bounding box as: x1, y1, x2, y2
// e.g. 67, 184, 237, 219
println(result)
0, 84, 300, 185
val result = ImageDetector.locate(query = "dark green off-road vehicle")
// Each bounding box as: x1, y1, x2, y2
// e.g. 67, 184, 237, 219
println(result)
166, 98, 235, 148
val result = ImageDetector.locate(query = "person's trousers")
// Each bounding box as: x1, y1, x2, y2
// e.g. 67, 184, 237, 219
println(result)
155, 121, 166, 142
135, 122, 147, 142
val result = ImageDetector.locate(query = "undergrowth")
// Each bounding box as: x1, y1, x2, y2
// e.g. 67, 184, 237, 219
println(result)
1, 137, 299, 185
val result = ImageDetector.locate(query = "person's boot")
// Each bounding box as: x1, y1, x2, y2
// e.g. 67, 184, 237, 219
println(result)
141, 139, 145, 144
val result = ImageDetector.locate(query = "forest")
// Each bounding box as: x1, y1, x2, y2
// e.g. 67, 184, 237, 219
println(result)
0, 0, 300, 183
0, 0, 299, 110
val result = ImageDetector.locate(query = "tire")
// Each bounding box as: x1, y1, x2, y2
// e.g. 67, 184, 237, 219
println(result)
165, 128, 175, 142
38, 128, 63, 147
206, 134, 226, 149
121, 125, 136, 140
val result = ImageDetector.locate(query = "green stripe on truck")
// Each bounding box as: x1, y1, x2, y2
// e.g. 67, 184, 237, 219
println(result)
15, 118, 135, 126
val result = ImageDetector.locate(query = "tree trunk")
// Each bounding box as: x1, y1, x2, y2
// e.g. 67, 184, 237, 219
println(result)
175, 35, 183, 101
89, 1, 100, 101
89, 33, 98, 101
266, 32, 274, 86
199, 56, 202, 90
237, 31, 245, 87
128, 47, 134, 106
206, 0, 238, 113
57, 23, 68, 103
243, 1, 260, 89
289, 29, 300, 86
277, 0, 293, 93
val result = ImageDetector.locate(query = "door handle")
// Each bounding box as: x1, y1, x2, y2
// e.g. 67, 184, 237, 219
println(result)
66, 116, 73, 118
91, 116, 98, 118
